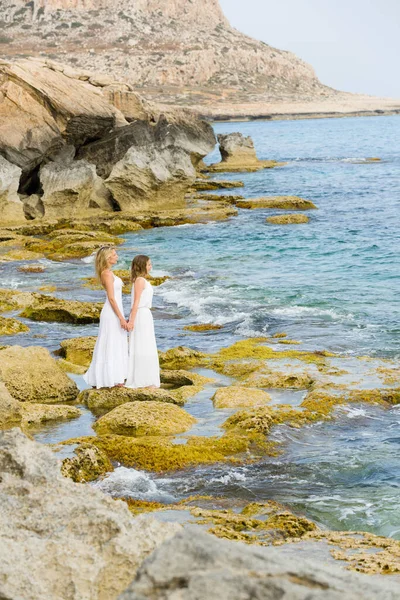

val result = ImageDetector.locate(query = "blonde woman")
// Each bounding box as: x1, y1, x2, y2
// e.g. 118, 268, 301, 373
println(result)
83, 246, 129, 389
126, 255, 160, 389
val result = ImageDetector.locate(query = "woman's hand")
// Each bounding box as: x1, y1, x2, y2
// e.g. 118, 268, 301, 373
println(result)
127, 320, 134, 332
120, 318, 129, 331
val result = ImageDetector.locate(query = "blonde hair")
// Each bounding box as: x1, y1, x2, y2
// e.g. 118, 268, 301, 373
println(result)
131, 254, 150, 282
95, 246, 115, 283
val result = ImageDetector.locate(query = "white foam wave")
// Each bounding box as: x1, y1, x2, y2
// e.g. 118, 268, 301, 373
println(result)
209, 471, 246, 485
270, 305, 352, 320
92, 466, 175, 502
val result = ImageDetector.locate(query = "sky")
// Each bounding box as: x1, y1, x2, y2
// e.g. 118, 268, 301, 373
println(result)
219, 0, 400, 98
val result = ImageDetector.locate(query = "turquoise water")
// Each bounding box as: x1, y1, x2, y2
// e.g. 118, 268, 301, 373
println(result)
2, 115, 400, 537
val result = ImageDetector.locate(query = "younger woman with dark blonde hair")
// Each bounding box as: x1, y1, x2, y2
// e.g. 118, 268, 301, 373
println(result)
126, 254, 160, 389
83, 246, 128, 389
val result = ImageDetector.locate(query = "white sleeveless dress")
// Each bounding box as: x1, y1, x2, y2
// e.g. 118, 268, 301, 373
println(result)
83, 274, 128, 389
126, 278, 160, 389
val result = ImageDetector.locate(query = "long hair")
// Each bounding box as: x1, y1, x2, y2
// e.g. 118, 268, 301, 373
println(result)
131, 254, 150, 282
95, 246, 115, 283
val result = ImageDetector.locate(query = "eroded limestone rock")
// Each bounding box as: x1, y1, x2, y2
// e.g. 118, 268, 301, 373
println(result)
61, 442, 113, 482
267, 213, 310, 224
0, 429, 180, 600
0, 155, 25, 224
208, 133, 282, 172
0, 345, 79, 403
213, 386, 272, 409
80, 386, 184, 411
236, 196, 317, 210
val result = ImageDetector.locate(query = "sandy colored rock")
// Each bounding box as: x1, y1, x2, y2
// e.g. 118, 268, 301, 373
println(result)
40, 159, 114, 218
0, 155, 25, 224
159, 346, 207, 370
213, 386, 272, 409
20, 295, 102, 324
0, 383, 22, 428
21, 403, 81, 426
23, 194, 45, 220
61, 442, 113, 482
242, 368, 314, 389
58, 336, 96, 367
0, 288, 36, 312
192, 179, 244, 191
236, 196, 317, 210
208, 133, 281, 173
0, 345, 79, 403
119, 528, 400, 600
0, 429, 180, 600
0, 316, 30, 336
94, 401, 196, 436
80, 386, 185, 411
160, 369, 206, 387
267, 213, 310, 225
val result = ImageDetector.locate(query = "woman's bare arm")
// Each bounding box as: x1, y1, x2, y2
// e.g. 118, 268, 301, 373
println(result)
128, 277, 146, 331
102, 270, 128, 330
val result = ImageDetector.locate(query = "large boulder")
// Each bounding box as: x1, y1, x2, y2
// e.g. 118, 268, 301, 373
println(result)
0, 155, 25, 223
0, 346, 79, 403
0, 316, 30, 336
94, 401, 196, 436
119, 528, 399, 600
20, 295, 102, 324
61, 442, 113, 483
0, 429, 180, 600
40, 159, 114, 218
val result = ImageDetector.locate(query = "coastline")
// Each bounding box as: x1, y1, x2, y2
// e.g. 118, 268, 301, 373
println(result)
209, 108, 400, 123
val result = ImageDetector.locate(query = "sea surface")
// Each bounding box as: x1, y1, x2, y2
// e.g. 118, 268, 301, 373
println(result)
2, 115, 400, 538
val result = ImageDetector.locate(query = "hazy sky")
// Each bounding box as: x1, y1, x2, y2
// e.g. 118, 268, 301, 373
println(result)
219, 0, 400, 98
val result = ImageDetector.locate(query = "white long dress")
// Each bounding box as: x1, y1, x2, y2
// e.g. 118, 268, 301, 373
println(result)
126, 277, 160, 389
83, 274, 128, 389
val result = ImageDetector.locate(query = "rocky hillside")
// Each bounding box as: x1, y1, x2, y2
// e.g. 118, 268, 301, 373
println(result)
0, 0, 335, 113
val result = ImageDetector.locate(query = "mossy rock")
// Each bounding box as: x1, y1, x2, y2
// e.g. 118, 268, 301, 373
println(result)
159, 346, 207, 370
61, 443, 113, 483
24, 230, 123, 260
160, 369, 212, 388
266, 213, 309, 225
242, 368, 314, 389
58, 336, 96, 368
236, 196, 317, 210
0, 288, 36, 313
58, 359, 87, 375
0, 316, 29, 336
93, 401, 196, 437
80, 386, 184, 411
0, 345, 79, 404
223, 404, 316, 436
21, 403, 81, 426
17, 264, 46, 274
207, 160, 282, 173
0, 382, 22, 428
20, 296, 102, 324
184, 323, 223, 332
67, 431, 259, 472
212, 386, 272, 409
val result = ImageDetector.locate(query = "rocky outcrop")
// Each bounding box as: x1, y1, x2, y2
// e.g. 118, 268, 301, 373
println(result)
0, 155, 25, 223
236, 196, 318, 210
0, 315, 29, 335
208, 133, 280, 173
0, 429, 180, 600
0, 58, 215, 220
61, 442, 113, 482
20, 294, 102, 323
40, 159, 114, 217
119, 528, 400, 600
94, 401, 196, 436
0, 345, 79, 403
267, 213, 310, 224
20, 403, 81, 425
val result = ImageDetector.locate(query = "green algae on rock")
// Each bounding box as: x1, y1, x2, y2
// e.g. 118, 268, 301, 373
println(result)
0, 316, 29, 336
192, 180, 244, 191
61, 443, 113, 483
20, 296, 102, 324
0, 382, 22, 428
236, 196, 317, 210
241, 367, 314, 389
184, 323, 223, 332
0, 345, 79, 404
159, 346, 207, 370
212, 386, 272, 409
93, 401, 196, 437
80, 386, 185, 411
266, 213, 310, 225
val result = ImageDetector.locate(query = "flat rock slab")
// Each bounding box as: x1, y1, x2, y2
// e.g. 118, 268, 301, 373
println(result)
236, 196, 317, 210
267, 213, 310, 224
81, 387, 184, 410
119, 528, 399, 600
213, 386, 272, 408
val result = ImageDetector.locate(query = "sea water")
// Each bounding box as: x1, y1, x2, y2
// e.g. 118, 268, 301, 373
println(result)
2, 115, 400, 537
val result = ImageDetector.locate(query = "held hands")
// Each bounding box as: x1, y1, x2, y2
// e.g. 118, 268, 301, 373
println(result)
120, 318, 129, 332
127, 320, 134, 333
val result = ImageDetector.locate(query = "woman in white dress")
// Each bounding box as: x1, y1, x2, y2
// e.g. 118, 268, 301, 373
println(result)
83, 246, 129, 389
126, 254, 160, 389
